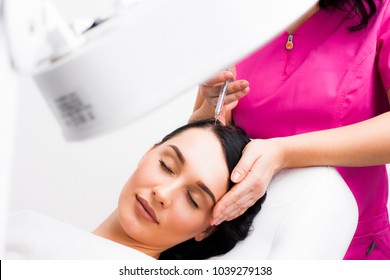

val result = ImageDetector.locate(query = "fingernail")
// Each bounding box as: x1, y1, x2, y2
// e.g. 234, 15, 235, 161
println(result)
232, 171, 241, 182
240, 81, 248, 88
243, 87, 250, 94
224, 71, 233, 79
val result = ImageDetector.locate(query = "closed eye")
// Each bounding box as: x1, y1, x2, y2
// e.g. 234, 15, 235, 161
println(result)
159, 159, 174, 175
159, 159, 199, 209
185, 190, 199, 209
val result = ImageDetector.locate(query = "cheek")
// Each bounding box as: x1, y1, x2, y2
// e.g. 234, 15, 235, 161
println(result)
166, 204, 211, 237
121, 162, 157, 193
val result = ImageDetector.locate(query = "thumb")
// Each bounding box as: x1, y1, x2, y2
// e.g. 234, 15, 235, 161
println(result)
231, 154, 256, 183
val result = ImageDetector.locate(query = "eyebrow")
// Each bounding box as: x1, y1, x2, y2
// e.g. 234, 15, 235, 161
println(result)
168, 145, 185, 165
196, 181, 216, 205
168, 145, 216, 205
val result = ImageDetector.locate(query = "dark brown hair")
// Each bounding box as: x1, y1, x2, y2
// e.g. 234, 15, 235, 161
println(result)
319, 0, 379, 30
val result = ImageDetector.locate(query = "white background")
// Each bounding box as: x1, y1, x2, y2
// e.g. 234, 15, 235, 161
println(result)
7, 0, 390, 233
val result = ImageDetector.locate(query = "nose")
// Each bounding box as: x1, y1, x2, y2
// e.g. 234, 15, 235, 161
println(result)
152, 183, 178, 208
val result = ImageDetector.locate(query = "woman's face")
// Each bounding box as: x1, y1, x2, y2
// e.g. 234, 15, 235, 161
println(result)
118, 127, 229, 252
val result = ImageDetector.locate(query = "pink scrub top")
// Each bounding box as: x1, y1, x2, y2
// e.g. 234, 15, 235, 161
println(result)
233, 0, 390, 259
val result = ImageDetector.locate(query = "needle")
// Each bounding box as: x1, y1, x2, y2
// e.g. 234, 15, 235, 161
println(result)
214, 65, 233, 125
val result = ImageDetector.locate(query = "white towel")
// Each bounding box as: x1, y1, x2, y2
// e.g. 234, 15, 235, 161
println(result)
5, 210, 153, 260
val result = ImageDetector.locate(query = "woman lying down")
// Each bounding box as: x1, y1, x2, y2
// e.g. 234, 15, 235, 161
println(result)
6, 119, 265, 260
93, 119, 266, 259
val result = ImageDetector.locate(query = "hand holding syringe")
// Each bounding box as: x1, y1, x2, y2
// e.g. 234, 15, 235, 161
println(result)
192, 65, 250, 124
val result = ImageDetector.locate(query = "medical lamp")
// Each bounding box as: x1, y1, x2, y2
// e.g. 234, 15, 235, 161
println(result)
4, 0, 316, 141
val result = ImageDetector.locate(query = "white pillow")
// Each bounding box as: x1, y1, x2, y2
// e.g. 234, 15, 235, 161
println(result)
212, 166, 358, 260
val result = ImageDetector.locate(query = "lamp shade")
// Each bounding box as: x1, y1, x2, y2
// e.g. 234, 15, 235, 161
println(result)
31, 0, 315, 140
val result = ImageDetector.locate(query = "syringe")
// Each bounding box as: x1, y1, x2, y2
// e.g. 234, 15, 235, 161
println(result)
214, 65, 233, 124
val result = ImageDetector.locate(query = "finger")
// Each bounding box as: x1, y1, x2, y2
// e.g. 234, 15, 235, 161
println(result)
206, 80, 249, 106
223, 87, 250, 105
228, 80, 249, 92
231, 144, 262, 183
225, 195, 258, 221
211, 193, 239, 225
214, 193, 255, 224
211, 185, 257, 225
212, 160, 268, 225
225, 206, 248, 222
211, 178, 257, 224
202, 71, 234, 87
207, 95, 224, 107
231, 65, 237, 79
201, 81, 247, 109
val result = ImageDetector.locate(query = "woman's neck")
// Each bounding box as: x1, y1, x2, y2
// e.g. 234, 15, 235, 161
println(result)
93, 209, 162, 259
285, 2, 321, 34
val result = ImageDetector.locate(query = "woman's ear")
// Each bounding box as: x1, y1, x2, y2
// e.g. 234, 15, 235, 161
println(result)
194, 226, 217, 241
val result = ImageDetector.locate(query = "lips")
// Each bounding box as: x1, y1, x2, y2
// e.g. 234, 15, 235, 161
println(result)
136, 195, 159, 224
